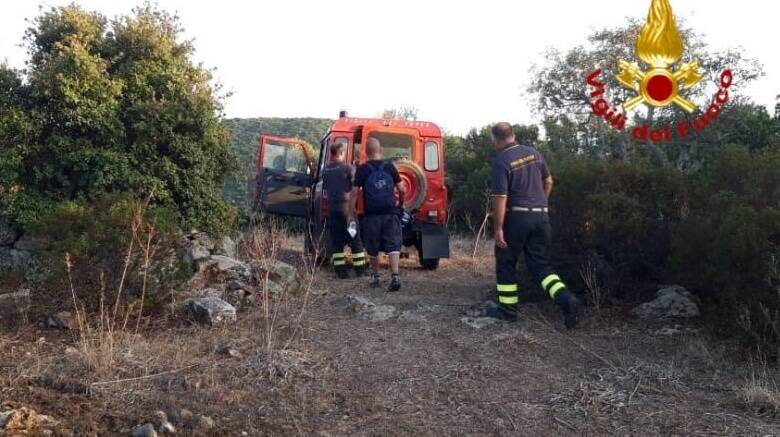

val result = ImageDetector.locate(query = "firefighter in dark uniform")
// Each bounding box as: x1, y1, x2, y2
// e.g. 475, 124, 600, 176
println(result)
322, 142, 367, 278
486, 122, 580, 328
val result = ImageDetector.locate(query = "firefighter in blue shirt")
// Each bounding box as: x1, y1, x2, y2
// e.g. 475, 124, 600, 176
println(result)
485, 122, 580, 328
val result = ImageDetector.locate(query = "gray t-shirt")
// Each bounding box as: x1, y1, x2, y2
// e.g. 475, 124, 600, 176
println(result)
490, 143, 550, 208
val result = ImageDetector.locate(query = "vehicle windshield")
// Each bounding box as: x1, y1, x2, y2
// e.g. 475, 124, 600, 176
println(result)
367, 131, 414, 160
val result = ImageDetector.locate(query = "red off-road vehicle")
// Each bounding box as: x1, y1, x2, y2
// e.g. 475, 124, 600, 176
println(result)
253, 112, 450, 270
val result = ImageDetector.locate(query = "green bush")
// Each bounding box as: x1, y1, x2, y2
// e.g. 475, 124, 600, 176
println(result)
0, 4, 237, 237
548, 159, 684, 289
669, 145, 780, 348
28, 195, 191, 313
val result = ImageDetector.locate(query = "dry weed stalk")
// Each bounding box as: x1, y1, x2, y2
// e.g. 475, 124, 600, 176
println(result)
466, 196, 491, 274
64, 195, 157, 379
243, 217, 322, 379
580, 259, 605, 317
244, 217, 289, 353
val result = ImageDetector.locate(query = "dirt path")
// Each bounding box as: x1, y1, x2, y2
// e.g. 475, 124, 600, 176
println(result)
1, 238, 779, 436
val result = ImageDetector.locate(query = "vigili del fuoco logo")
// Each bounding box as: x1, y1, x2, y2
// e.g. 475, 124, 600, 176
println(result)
585, 0, 734, 143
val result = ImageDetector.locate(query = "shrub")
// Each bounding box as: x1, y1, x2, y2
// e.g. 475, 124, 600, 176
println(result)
669, 145, 780, 349
28, 194, 191, 314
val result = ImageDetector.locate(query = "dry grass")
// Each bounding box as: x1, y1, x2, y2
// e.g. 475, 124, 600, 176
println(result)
3, 234, 780, 435
580, 258, 607, 317
739, 362, 780, 416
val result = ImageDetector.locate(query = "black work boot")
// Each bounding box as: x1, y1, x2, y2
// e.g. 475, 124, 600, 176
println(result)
335, 266, 349, 279
484, 304, 518, 322
554, 291, 581, 329
353, 265, 367, 278
468, 301, 518, 322
388, 274, 401, 292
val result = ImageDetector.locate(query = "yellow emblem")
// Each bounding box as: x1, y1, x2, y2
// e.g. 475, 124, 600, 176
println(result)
616, 0, 703, 112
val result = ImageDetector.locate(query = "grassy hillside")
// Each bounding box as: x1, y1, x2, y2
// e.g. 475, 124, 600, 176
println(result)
222, 117, 332, 210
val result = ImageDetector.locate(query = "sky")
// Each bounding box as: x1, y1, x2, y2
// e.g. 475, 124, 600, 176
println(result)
1, 0, 777, 135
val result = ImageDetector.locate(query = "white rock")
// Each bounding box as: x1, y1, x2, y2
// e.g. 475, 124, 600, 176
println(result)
359, 305, 398, 321
460, 316, 498, 329
208, 255, 251, 281
632, 285, 700, 320
333, 295, 397, 321
252, 260, 298, 292
187, 297, 236, 326
131, 423, 158, 437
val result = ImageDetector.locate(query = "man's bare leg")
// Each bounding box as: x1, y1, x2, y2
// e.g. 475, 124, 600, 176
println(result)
388, 252, 400, 275
388, 251, 401, 291
368, 256, 381, 287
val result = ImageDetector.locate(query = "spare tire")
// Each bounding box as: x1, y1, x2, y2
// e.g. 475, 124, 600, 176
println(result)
393, 158, 427, 211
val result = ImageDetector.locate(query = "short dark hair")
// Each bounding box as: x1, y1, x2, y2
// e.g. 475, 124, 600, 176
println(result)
491, 122, 515, 142
330, 142, 345, 156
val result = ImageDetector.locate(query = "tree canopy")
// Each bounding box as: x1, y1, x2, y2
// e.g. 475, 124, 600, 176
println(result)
527, 21, 765, 164
0, 4, 236, 234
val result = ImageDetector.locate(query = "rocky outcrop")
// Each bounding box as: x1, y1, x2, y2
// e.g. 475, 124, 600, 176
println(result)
182, 232, 214, 267
180, 232, 301, 318
183, 232, 239, 269
251, 260, 300, 294
631, 285, 701, 320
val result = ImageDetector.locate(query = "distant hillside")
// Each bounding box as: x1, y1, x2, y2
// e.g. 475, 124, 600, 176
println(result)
222, 117, 332, 210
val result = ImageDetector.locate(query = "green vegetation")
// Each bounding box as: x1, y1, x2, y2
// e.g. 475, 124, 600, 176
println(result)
0, 4, 237, 236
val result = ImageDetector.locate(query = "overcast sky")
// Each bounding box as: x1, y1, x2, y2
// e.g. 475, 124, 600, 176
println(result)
1, 0, 777, 134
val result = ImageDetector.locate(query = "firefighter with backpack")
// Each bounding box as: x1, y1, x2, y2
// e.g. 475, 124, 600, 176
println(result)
352, 137, 407, 291
322, 141, 367, 278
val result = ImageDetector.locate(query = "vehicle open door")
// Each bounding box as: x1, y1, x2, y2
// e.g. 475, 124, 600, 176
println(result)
254, 135, 315, 217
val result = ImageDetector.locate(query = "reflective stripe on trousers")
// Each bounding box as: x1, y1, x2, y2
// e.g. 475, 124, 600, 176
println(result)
352, 251, 366, 266
332, 252, 346, 266
541, 273, 567, 298
497, 283, 519, 305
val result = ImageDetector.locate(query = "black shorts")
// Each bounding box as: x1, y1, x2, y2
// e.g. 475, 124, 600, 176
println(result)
361, 214, 402, 256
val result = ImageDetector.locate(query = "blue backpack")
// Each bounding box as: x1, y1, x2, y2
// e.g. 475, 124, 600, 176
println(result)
364, 161, 396, 213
